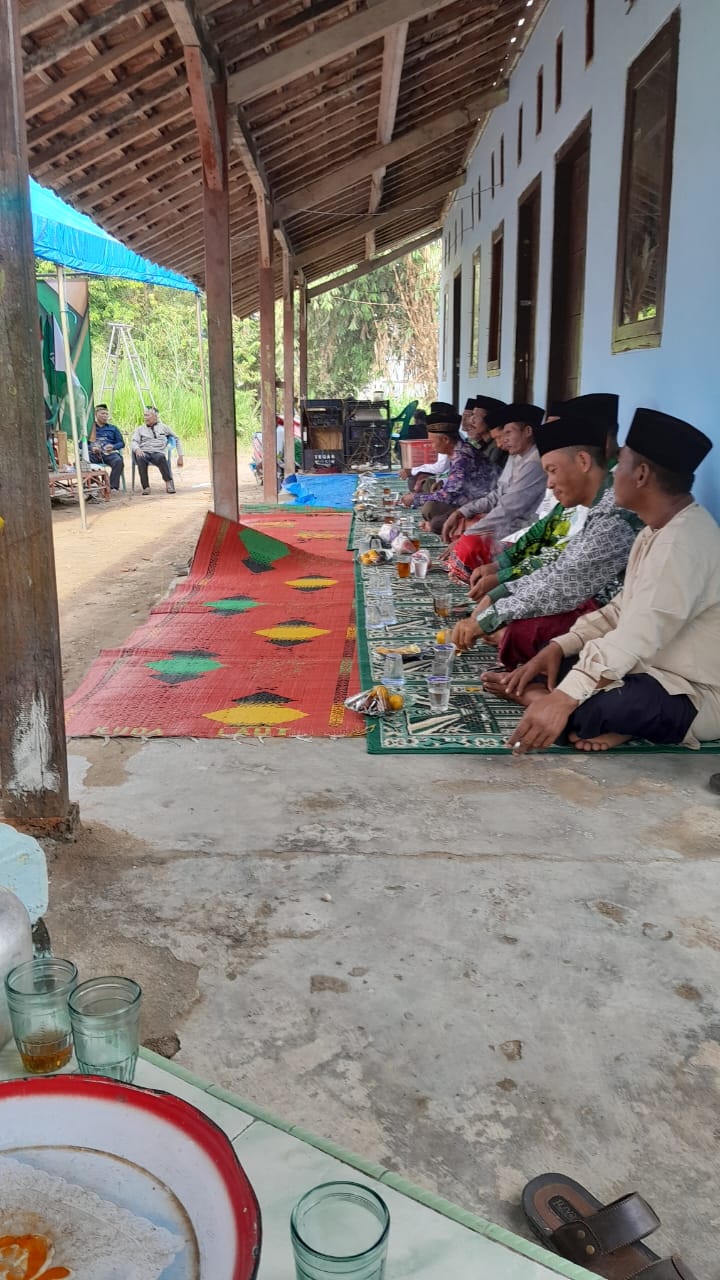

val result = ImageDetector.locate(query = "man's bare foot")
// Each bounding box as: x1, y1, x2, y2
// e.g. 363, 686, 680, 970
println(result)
568, 731, 632, 752
482, 672, 550, 707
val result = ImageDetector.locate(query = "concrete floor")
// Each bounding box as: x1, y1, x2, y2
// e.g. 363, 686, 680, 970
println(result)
45, 735, 720, 1273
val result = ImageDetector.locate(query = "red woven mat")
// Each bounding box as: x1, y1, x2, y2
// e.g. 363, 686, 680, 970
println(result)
240, 509, 352, 559
66, 511, 364, 740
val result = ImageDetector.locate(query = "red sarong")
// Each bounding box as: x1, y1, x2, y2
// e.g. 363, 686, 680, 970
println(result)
497, 600, 598, 669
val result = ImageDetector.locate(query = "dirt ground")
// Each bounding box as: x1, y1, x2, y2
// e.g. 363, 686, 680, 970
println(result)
52, 452, 264, 693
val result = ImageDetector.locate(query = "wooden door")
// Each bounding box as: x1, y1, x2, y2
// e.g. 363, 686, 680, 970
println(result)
513, 180, 541, 402
547, 122, 591, 403
452, 270, 462, 409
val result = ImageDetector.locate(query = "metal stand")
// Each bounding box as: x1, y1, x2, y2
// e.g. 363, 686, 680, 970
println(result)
97, 322, 154, 415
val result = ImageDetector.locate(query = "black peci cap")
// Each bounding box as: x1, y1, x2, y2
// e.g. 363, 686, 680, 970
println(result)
625, 408, 712, 472
487, 402, 545, 432
464, 398, 476, 412
474, 395, 508, 415
551, 393, 619, 428
534, 412, 609, 457
426, 401, 462, 432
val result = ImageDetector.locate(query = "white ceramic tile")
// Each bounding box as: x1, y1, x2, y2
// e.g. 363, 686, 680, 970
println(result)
233, 1121, 566, 1280
133, 1057, 255, 1140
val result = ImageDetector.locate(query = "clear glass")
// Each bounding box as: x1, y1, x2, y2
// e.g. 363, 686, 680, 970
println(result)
411, 556, 429, 580
425, 675, 451, 714
365, 597, 384, 630
431, 589, 451, 621
291, 1182, 390, 1280
377, 593, 396, 626
69, 976, 141, 1082
5, 958, 77, 1074
431, 643, 456, 677
382, 654, 405, 689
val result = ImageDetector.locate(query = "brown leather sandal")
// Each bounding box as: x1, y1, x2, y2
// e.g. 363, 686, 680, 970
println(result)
522, 1174, 698, 1280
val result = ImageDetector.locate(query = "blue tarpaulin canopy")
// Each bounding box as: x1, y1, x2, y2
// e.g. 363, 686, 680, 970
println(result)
30, 178, 198, 292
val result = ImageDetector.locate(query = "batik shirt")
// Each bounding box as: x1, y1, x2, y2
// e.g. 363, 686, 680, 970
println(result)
476, 481, 641, 635
495, 502, 589, 584
411, 439, 498, 508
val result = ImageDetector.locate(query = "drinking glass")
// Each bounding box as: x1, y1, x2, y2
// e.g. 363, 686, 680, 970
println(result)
431, 588, 451, 620
425, 675, 451, 713
365, 597, 384, 630
411, 555, 429, 580
431, 643, 456, 677
68, 976, 142, 1083
290, 1182, 390, 1280
382, 653, 405, 689
5, 958, 77, 1074
396, 555, 411, 579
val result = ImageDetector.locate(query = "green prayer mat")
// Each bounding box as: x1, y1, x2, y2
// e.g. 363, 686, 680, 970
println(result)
353, 515, 720, 756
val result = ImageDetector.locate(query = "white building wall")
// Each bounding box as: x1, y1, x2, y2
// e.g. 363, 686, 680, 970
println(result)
438, 0, 720, 514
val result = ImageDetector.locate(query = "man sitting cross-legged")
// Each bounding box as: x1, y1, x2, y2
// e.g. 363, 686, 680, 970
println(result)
398, 401, 500, 533
497, 409, 720, 753
451, 402, 640, 667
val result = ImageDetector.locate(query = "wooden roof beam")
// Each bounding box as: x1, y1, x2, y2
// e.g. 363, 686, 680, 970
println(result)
33, 95, 191, 177
24, 17, 175, 116
26, 52, 185, 142
226, 0, 461, 105
276, 83, 507, 220
366, 21, 407, 258
294, 174, 462, 268
29, 75, 188, 168
59, 118, 195, 198
307, 229, 439, 297
23, 0, 151, 76
230, 111, 294, 258
63, 132, 198, 203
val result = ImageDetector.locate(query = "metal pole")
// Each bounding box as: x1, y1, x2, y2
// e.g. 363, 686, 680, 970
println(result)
57, 266, 88, 532
195, 291, 213, 487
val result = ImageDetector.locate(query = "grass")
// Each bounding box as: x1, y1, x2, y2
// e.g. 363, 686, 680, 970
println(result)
92, 364, 261, 457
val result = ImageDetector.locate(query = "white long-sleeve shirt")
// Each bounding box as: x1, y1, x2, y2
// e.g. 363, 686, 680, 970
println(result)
555, 502, 720, 746
411, 452, 449, 477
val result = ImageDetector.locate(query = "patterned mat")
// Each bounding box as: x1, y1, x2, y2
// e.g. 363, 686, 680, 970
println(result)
353, 507, 720, 755
66, 511, 364, 740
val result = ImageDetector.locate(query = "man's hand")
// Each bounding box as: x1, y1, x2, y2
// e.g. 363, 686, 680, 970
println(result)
507, 690, 578, 754
441, 510, 466, 543
451, 615, 481, 651
399, 467, 410, 479
504, 642, 564, 699
400, 493, 413, 508
177, 457, 184, 469
469, 571, 500, 602
134, 449, 146, 460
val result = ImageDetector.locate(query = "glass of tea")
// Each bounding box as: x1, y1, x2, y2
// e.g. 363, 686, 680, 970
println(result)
432, 588, 451, 619
5, 958, 78, 1074
396, 555, 411, 579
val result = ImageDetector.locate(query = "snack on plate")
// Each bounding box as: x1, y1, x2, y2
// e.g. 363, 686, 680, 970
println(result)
345, 684, 404, 716
0, 1155, 183, 1280
374, 644, 421, 657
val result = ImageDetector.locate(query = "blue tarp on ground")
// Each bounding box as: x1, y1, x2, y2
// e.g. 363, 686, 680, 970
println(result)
30, 178, 198, 292
282, 473, 359, 508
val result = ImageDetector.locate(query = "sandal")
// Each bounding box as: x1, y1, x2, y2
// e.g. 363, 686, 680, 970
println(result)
522, 1173, 698, 1280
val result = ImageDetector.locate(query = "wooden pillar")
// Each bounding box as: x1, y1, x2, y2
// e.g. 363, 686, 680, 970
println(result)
257, 194, 277, 503
298, 275, 309, 402
0, 0, 72, 830
282, 247, 296, 477
200, 78, 239, 521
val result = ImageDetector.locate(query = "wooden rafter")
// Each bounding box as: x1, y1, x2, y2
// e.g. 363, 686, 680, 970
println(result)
23, 0, 151, 75
366, 21, 407, 258
307, 228, 439, 296
226, 0, 461, 105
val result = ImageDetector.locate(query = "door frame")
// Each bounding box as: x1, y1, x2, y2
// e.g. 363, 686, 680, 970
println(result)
452, 267, 462, 408
513, 173, 542, 403
546, 112, 592, 406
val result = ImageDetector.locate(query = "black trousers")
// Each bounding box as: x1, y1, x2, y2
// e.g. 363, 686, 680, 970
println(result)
91, 447, 124, 490
566, 671, 696, 744
135, 450, 171, 488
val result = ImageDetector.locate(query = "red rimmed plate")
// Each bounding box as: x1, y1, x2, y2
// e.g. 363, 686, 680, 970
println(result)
0, 1074, 261, 1279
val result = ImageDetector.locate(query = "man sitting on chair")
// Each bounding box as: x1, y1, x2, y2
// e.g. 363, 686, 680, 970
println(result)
502, 409, 720, 753
131, 406, 183, 495
88, 403, 125, 493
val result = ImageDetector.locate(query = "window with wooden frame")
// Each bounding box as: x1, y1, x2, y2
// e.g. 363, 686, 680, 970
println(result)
536, 67, 544, 134
500, 134, 505, 186
517, 104, 524, 166
555, 33, 563, 110
586, 0, 595, 65
487, 223, 504, 373
469, 248, 482, 376
612, 11, 679, 352
491, 151, 496, 198
441, 287, 449, 377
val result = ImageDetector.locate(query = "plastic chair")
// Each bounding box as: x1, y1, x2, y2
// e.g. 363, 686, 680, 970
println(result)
131, 434, 177, 491
389, 400, 419, 440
